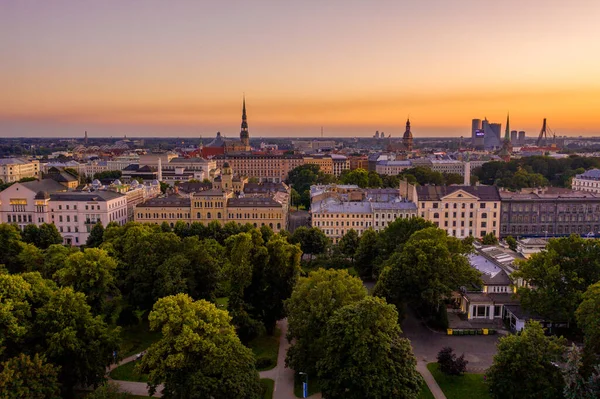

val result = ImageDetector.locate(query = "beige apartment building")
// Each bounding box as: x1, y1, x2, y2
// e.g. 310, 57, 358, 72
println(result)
303, 155, 334, 175
213, 154, 304, 183
415, 185, 501, 238
134, 164, 289, 231
310, 184, 417, 243
0, 158, 40, 183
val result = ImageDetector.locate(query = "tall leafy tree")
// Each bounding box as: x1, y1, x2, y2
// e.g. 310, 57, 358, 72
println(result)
0, 272, 120, 397
86, 221, 105, 248
316, 297, 423, 399
487, 321, 566, 399
376, 217, 435, 261
563, 345, 600, 399
53, 248, 119, 314
0, 353, 61, 399
245, 236, 302, 334
0, 223, 24, 272
575, 281, 600, 372
21, 224, 41, 246
152, 254, 189, 300
514, 235, 600, 324
34, 286, 121, 397
181, 236, 226, 300
37, 223, 64, 249
285, 268, 367, 375
337, 229, 359, 264
291, 226, 329, 260
226, 232, 267, 341
354, 228, 379, 278
374, 227, 480, 317
138, 294, 262, 399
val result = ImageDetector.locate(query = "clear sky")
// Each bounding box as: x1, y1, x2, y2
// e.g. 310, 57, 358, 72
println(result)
2, 0, 600, 138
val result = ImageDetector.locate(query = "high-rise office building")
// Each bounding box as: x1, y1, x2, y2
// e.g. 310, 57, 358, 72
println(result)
510, 130, 518, 145
471, 119, 483, 148
482, 119, 502, 150
518, 131, 526, 146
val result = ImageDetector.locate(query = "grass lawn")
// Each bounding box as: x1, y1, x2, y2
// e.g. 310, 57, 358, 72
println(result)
261, 378, 274, 399
293, 374, 321, 398
247, 327, 281, 371
427, 363, 490, 399
109, 360, 149, 382
418, 382, 435, 399
214, 296, 229, 310
119, 322, 161, 358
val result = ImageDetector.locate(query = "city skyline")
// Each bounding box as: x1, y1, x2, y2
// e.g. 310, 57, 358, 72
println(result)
2, 0, 600, 138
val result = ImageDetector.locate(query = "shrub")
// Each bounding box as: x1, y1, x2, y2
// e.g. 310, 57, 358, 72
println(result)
437, 347, 468, 376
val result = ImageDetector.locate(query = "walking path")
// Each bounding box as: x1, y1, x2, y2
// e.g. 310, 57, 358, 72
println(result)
417, 362, 447, 399
259, 318, 321, 399
107, 317, 441, 399
108, 354, 163, 397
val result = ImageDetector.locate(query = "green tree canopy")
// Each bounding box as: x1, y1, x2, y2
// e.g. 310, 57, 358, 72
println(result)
316, 296, 423, 399
0, 353, 61, 399
0, 223, 24, 272
337, 229, 359, 263
93, 170, 122, 180
37, 223, 64, 249
376, 217, 435, 261
575, 281, 600, 370
285, 268, 367, 375
481, 232, 499, 245
244, 235, 302, 334
290, 226, 329, 259
514, 235, 600, 324
0, 272, 120, 397
138, 294, 262, 399
354, 228, 379, 278
487, 321, 566, 399
374, 227, 480, 317
86, 221, 105, 248
505, 235, 517, 251
53, 248, 119, 314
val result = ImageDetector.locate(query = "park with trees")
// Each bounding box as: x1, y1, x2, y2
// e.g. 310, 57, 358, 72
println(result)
1, 212, 600, 398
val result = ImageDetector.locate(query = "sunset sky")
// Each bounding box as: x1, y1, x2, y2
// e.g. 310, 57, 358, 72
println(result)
2, 0, 600, 138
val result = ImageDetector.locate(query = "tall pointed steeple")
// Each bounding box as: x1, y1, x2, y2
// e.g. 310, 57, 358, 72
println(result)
240, 95, 249, 148
402, 118, 413, 151
499, 113, 512, 162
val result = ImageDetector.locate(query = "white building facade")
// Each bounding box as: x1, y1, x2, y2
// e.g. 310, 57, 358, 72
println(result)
0, 158, 40, 183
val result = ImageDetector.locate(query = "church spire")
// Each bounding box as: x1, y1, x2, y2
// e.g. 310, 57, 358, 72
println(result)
240, 95, 249, 148
504, 113, 510, 141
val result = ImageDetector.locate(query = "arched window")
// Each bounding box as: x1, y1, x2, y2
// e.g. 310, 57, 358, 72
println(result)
217, 212, 222, 218
269, 223, 273, 228
207, 212, 211, 219
197, 212, 201, 218
277, 223, 281, 230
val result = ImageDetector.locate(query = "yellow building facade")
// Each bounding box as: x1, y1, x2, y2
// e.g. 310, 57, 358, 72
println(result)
415, 185, 501, 238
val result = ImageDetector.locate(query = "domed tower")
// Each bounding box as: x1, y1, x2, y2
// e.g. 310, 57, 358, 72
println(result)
222, 162, 233, 190
402, 119, 413, 151
240, 96, 249, 148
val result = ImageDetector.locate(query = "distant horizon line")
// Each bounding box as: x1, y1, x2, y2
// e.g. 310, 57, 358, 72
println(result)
3, 134, 600, 140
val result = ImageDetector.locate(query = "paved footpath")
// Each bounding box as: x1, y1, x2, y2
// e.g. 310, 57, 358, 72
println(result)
417, 362, 447, 399
260, 318, 321, 399
108, 317, 441, 399
108, 354, 163, 397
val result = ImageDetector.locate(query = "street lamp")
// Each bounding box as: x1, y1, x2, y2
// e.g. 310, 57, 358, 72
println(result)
299, 372, 308, 398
